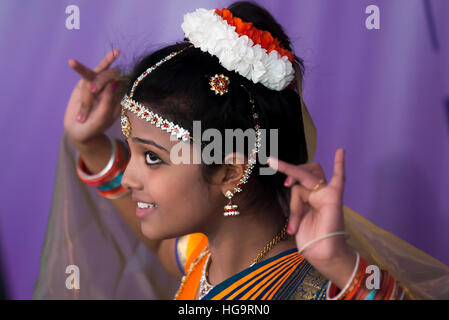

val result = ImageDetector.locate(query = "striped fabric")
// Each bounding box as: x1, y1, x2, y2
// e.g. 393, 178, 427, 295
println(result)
175, 234, 329, 300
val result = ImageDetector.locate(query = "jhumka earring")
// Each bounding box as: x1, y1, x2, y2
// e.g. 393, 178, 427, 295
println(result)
223, 87, 261, 217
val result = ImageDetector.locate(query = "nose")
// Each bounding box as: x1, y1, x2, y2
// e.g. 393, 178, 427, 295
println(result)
121, 158, 143, 191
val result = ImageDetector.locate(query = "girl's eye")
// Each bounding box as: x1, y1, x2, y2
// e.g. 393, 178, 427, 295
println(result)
144, 151, 162, 165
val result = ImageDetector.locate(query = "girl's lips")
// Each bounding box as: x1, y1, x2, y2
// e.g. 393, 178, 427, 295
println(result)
136, 205, 157, 219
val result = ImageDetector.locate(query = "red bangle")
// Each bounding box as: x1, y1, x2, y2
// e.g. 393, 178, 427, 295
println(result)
381, 273, 396, 299
77, 138, 128, 187
326, 252, 369, 300
343, 256, 368, 300
97, 184, 130, 199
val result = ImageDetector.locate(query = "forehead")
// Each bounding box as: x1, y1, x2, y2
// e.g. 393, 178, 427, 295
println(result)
125, 110, 178, 148
124, 109, 204, 166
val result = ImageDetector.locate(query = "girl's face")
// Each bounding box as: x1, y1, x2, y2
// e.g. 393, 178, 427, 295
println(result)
121, 111, 223, 240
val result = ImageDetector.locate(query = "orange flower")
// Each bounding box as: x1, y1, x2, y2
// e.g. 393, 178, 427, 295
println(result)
215, 8, 294, 62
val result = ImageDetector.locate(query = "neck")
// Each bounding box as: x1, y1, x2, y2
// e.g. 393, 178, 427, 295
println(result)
204, 202, 295, 286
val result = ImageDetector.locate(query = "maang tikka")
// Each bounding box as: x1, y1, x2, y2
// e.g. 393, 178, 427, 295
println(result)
223, 86, 262, 217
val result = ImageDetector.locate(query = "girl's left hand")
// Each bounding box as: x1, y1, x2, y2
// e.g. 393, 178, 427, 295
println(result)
267, 148, 349, 265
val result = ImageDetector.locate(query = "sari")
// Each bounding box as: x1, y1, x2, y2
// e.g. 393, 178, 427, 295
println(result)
175, 233, 328, 300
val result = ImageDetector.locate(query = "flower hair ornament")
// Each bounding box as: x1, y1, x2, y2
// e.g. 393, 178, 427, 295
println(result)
182, 8, 296, 91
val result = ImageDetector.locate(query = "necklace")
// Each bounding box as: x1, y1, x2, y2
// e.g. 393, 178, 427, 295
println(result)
196, 219, 289, 299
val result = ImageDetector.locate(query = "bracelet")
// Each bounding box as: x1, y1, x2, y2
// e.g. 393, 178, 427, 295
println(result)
76, 135, 131, 199
96, 139, 130, 199
298, 231, 349, 255
326, 252, 407, 300
326, 251, 361, 300
384, 275, 396, 299
76, 135, 116, 184
388, 280, 398, 300
373, 270, 391, 300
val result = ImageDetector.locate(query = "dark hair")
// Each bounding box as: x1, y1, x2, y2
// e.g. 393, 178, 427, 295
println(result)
122, 1, 308, 216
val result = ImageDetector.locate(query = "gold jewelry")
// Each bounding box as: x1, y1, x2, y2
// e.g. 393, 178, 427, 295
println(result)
201, 220, 289, 296
224, 190, 240, 216
175, 219, 289, 300
120, 109, 131, 138
250, 220, 289, 266
120, 45, 194, 141
312, 178, 326, 191
223, 88, 260, 217
209, 74, 230, 95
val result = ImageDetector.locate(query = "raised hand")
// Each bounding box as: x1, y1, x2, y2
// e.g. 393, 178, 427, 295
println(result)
268, 149, 356, 289
64, 49, 122, 147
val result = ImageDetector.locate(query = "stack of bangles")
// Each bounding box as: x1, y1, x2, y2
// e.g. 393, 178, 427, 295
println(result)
76, 135, 131, 199
326, 251, 406, 300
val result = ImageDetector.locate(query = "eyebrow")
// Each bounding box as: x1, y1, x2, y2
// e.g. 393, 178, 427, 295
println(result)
131, 137, 169, 154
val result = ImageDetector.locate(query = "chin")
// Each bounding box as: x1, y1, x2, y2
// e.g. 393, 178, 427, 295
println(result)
140, 221, 167, 241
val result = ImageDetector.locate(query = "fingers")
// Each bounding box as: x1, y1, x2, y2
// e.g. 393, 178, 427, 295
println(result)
287, 184, 310, 235
329, 148, 345, 189
69, 58, 96, 81
69, 49, 120, 83
90, 68, 121, 93
268, 157, 323, 190
77, 90, 93, 123
94, 49, 120, 73
90, 81, 119, 121
284, 162, 326, 187
70, 50, 121, 124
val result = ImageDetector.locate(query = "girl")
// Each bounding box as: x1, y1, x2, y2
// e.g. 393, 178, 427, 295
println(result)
35, 1, 449, 300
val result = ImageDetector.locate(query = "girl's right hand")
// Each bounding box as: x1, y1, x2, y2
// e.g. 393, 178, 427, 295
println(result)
64, 49, 123, 148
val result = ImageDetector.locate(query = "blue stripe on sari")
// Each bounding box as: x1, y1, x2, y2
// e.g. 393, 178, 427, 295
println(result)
174, 237, 185, 276
251, 256, 304, 300
231, 256, 302, 300
202, 248, 298, 300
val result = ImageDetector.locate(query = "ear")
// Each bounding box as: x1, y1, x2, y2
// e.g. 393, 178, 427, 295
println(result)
216, 152, 247, 195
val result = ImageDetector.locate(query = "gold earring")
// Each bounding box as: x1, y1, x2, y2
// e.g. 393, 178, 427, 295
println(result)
223, 190, 240, 216
121, 108, 131, 138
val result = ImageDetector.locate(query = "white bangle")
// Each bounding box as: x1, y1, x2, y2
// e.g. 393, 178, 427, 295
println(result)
298, 231, 349, 255
76, 135, 116, 180
325, 251, 360, 300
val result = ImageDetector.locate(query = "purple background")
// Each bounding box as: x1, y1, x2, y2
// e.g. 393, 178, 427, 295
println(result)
0, 0, 448, 299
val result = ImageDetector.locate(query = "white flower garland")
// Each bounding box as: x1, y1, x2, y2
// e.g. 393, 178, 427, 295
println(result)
181, 8, 295, 91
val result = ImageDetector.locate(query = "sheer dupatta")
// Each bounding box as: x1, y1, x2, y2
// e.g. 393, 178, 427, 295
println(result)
33, 124, 180, 299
